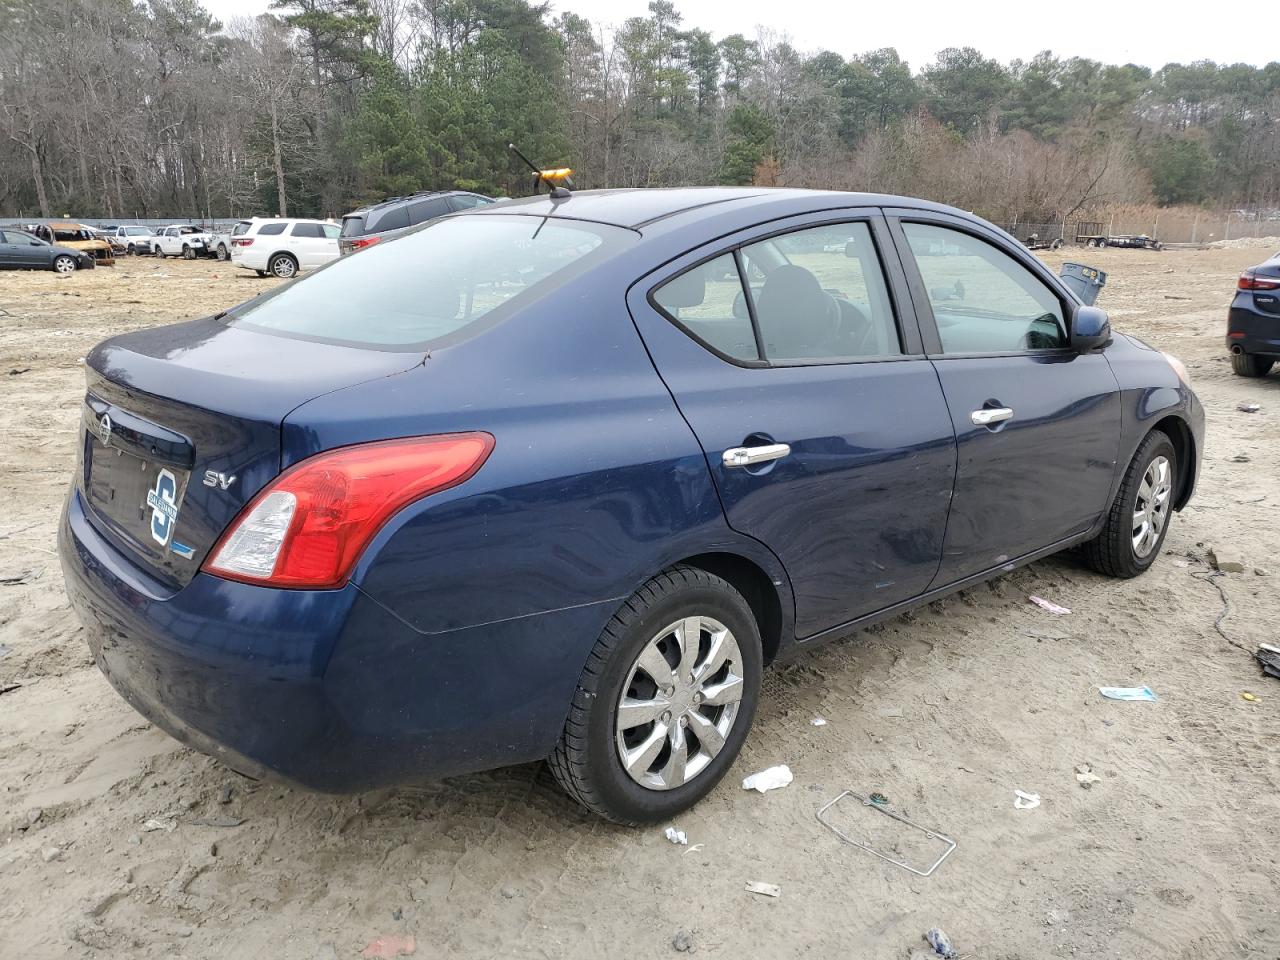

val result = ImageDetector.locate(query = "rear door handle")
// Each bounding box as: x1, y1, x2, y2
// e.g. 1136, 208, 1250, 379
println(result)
970, 407, 1014, 426
723, 443, 791, 468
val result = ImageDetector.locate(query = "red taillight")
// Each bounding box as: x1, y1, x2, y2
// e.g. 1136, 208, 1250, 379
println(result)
349, 235, 381, 251
231, 238, 253, 247
1238, 272, 1280, 291
204, 433, 494, 589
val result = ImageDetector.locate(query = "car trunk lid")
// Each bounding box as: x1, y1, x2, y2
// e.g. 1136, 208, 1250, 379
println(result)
79, 316, 422, 588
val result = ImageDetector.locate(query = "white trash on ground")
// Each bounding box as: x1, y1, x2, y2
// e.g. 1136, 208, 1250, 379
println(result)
663, 826, 687, 845
1099, 685, 1157, 702
742, 764, 793, 793
744, 880, 781, 898
1013, 790, 1041, 810
810, 716, 828, 726
1028, 595, 1071, 615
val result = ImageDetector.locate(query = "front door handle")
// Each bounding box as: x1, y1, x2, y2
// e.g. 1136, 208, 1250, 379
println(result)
723, 443, 791, 468
970, 407, 1014, 426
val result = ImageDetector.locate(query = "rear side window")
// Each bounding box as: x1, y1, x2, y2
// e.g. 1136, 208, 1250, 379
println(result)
230, 215, 625, 349
407, 197, 450, 225
257, 223, 286, 236
291, 222, 324, 238
369, 205, 409, 232
652, 220, 901, 364
653, 253, 759, 361
902, 223, 1066, 353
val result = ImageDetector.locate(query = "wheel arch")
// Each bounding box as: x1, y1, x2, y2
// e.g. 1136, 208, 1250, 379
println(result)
673, 551, 785, 665
1151, 414, 1196, 510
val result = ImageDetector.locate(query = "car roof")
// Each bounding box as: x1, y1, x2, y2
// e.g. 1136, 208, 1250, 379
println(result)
465, 187, 969, 230
348, 191, 481, 217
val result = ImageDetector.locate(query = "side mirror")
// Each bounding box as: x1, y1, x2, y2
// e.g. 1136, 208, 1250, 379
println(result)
1071, 304, 1111, 352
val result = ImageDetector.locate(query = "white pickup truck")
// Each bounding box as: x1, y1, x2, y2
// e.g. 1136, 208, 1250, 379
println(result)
153, 225, 214, 259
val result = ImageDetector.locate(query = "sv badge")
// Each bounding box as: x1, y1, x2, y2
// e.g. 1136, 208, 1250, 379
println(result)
203, 470, 237, 490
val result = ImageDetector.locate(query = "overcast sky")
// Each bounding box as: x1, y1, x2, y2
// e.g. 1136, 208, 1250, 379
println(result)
202, 0, 1274, 70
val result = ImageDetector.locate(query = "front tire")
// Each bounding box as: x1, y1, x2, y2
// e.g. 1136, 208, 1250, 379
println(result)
549, 566, 763, 824
1231, 352, 1274, 377
52, 254, 77, 274
154, 246, 165, 258
1083, 430, 1177, 578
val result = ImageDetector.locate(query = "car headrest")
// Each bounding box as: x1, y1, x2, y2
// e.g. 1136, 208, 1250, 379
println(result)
660, 264, 707, 309
755, 265, 832, 344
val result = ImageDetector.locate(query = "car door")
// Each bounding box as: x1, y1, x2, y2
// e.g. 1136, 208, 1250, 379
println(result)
886, 211, 1122, 586
628, 212, 958, 640
0, 230, 16, 267
287, 222, 322, 267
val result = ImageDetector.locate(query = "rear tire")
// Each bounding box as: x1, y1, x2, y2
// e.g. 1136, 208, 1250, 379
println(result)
269, 253, 298, 279
1231, 352, 1274, 377
1082, 430, 1177, 579
215, 244, 228, 261
549, 566, 763, 824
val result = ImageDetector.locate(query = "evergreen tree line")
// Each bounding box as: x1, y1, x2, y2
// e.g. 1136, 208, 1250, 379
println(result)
2, 0, 1278, 222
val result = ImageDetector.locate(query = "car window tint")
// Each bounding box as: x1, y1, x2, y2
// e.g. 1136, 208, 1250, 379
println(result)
902, 223, 1067, 353
742, 222, 901, 362
231, 215, 622, 350
291, 222, 324, 238
449, 194, 490, 211
257, 223, 286, 236
408, 198, 449, 225
371, 205, 410, 232
653, 253, 759, 362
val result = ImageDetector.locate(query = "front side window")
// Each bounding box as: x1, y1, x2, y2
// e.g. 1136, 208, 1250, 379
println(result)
230, 215, 623, 349
652, 220, 901, 364
322, 224, 340, 239
291, 222, 324, 238
902, 223, 1067, 354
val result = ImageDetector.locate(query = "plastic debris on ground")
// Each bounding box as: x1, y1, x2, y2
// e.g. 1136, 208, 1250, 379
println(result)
663, 826, 688, 845
141, 818, 176, 833
869, 792, 889, 805
810, 716, 828, 726
1028, 595, 1070, 615
924, 927, 958, 958
1257, 643, 1280, 680
0, 567, 44, 586
1013, 790, 1041, 810
361, 934, 416, 958
1074, 763, 1102, 789
1099, 685, 1157, 702
742, 764, 793, 793
1237, 403, 1261, 413
744, 880, 781, 898
1240, 692, 1258, 703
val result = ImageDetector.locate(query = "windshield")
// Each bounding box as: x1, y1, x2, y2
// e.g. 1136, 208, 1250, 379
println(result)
125, 226, 151, 236
230, 215, 627, 349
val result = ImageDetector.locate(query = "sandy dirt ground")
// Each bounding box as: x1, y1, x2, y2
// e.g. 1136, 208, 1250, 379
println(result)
0, 245, 1277, 959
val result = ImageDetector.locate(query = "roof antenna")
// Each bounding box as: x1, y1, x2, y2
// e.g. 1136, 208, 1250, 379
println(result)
509, 143, 573, 199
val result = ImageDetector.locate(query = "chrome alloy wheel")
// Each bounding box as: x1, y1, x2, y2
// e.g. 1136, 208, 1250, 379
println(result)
1132, 454, 1172, 558
615, 616, 744, 791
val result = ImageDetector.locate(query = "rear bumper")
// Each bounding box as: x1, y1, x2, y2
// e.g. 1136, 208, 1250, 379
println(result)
60, 488, 605, 792
1227, 300, 1280, 357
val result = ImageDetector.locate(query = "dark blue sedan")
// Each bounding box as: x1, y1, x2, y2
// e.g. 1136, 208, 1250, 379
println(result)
1227, 250, 1280, 377
59, 188, 1204, 823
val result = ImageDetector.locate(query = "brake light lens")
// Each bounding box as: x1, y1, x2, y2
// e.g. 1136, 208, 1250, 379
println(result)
204, 433, 494, 589
231, 238, 253, 247
349, 235, 381, 251
1238, 272, 1280, 291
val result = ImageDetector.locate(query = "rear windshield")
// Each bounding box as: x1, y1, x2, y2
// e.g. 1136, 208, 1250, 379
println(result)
339, 215, 365, 237
230, 215, 626, 349
232, 221, 252, 236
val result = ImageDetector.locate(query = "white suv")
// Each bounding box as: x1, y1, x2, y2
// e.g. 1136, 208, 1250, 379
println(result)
230, 218, 340, 278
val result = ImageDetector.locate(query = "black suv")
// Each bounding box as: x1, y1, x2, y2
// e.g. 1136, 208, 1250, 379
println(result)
339, 190, 493, 255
